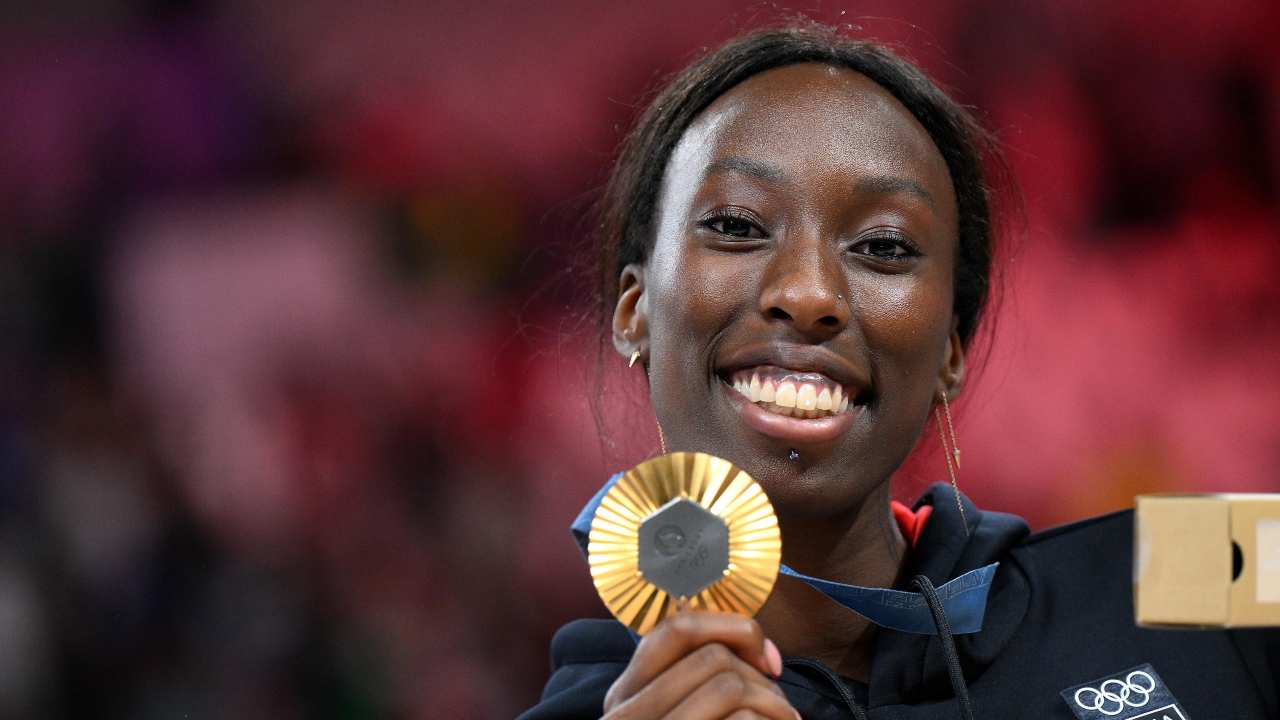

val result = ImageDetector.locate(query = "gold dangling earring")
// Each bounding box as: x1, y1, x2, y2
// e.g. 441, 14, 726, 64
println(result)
940, 391, 960, 470
935, 391, 969, 535
629, 350, 640, 368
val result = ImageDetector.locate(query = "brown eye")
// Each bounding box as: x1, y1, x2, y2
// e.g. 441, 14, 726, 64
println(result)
851, 234, 920, 260
700, 210, 766, 239
861, 239, 908, 257
713, 217, 756, 237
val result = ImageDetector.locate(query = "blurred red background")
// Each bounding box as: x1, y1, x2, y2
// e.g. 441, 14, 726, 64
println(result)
1, 1, 1278, 718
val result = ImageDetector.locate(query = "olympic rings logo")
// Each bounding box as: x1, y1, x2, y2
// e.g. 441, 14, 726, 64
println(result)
1073, 670, 1156, 716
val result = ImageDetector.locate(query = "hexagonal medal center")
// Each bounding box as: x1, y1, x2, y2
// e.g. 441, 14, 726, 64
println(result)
638, 498, 729, 599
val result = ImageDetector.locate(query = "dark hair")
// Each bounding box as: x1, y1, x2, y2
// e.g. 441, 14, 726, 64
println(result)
597, 22, 1002, 347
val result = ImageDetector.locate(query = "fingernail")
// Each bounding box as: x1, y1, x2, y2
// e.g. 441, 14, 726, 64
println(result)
763, 638, 783, 678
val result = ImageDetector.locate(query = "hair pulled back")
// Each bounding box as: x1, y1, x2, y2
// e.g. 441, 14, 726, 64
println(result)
598, 22, 1000, 347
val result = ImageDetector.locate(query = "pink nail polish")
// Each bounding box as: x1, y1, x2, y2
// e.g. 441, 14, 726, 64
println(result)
763, 638, 783, 678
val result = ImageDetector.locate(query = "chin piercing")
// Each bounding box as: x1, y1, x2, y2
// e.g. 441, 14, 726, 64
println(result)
788, 448, 800, 462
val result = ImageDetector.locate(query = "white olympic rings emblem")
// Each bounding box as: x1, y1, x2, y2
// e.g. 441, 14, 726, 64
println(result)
1074, 670, 1156, 716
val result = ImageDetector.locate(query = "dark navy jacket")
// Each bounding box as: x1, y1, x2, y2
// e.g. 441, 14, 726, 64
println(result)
520, 484, 1280, 719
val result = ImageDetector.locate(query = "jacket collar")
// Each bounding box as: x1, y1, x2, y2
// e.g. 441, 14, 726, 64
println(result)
868, 483, 1030, 706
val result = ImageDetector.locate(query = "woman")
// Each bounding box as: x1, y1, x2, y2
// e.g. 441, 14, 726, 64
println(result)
521, 24, 1277, 720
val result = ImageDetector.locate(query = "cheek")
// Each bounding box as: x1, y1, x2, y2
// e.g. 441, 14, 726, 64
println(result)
651, 249, 755, 355
856, 275, 952, 376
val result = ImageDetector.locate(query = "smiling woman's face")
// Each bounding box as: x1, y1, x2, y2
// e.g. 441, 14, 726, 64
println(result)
614, 62, 964, 516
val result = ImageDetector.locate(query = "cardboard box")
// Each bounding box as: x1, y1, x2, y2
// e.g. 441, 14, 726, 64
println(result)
1135, 494, 1280, 628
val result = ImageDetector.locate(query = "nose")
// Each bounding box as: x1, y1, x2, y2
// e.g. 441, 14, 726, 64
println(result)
758, 240, 850, 341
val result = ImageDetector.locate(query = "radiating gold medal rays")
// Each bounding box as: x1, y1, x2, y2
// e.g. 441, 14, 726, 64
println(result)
588, 452, 782, 635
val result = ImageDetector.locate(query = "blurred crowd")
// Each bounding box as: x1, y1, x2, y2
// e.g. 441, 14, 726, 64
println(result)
1, 1, 1278, 717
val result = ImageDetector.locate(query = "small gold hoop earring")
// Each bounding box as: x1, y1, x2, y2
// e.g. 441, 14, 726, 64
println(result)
935, 391, 969, 535
629, 351, 640, 368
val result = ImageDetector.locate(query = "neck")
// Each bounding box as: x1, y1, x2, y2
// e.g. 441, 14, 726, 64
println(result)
756, 481, 907, 682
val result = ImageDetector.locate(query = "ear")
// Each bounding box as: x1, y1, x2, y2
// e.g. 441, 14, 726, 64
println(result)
937, 318, 966, 401
611, 264, 649, 362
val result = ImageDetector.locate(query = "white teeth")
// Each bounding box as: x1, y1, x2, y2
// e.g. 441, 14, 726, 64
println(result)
816, 387, 832, 411
796, 384, 817, 410
775, 381, 797, 408
727, 369, 856, 419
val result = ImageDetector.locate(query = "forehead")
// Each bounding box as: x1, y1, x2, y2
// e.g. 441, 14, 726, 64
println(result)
665, 63, 955, 215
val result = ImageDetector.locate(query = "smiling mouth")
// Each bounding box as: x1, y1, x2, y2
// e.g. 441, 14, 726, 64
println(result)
727, 366, 852, 419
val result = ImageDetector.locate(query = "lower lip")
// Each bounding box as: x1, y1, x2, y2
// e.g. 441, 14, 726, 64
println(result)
721, 381, 858, 445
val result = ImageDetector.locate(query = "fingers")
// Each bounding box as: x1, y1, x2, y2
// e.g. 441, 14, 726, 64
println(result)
609, 612, 776, 705
664, 672, 798, 720
605, 641, 785, 718
602, 612, 799, 719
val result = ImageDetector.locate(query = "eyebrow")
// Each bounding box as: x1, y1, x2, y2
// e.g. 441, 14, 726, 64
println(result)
706, 157, 936, 209
705, 157, 786, 182
855, 175, 937, 209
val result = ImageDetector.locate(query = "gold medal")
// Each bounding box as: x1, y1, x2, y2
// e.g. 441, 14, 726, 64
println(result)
587, 452, 782, 634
